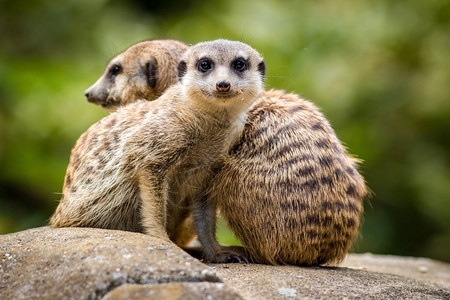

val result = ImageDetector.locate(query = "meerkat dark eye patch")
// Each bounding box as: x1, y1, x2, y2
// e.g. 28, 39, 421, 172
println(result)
108, 64, 122, 81
232, 58, 248, 72
257, 61, 266, 80
197, 58, 213, 72
145, 58, 158, 89
178, 61, 187, 80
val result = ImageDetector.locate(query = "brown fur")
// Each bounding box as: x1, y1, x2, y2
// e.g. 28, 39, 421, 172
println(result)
50, 39, 266, 263
84, 40, 188, 111
72, 40, 367, 266
212, 89, 366, 265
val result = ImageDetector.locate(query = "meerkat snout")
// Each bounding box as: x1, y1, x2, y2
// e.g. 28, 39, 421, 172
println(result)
216, 81, 231, 93
84, 83, 110, 105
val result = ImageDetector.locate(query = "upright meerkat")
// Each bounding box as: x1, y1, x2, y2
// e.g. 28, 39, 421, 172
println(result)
50, 39, 266, 263
80, 40, 367, 266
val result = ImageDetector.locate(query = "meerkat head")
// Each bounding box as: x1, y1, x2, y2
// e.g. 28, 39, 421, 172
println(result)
84, 39, 188, 111
178, 39, 265, 110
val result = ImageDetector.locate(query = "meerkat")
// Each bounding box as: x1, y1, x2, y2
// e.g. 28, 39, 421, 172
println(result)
50, 39, 266, 263
211, 91, 366, 265
83, 39, 197, 246
81, 40, 367, 266
84, 39, 188, 111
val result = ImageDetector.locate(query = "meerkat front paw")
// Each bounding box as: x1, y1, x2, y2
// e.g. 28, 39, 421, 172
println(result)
222, 253, 249, 264
206, 246, 250, 264
206, 252, 249, 264
183, 245, 249, 263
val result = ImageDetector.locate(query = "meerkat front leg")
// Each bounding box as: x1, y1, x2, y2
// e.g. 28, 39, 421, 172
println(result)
193, 191, 249, 263
137, 170, 170, 241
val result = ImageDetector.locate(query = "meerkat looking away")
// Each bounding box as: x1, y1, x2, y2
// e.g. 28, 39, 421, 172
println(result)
50, 39, 266, 263
84, 39, 188, 111
74, 39, 367, 266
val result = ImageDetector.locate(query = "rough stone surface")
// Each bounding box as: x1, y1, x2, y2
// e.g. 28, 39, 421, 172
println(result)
341, 252, 450, 287
0, 227, 219, 300
1, 226, 449, 300
103, 282, 242, 300
211, 256, 450, 300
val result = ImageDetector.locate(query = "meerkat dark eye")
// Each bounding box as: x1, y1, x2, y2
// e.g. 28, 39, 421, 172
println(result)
232, 59, 247, 72
108, 64, 122, 80
197, 59, 213, 72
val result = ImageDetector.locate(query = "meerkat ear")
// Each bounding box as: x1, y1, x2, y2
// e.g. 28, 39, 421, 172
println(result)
145, 58, 158, 89
258, 61, 266, 81
178, 61, 187, 80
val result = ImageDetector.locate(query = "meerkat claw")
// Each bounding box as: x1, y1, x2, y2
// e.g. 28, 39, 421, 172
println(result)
224, 254, 249, 264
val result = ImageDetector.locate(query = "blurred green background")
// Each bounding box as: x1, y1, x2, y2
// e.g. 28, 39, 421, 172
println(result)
1, 0, 449, 262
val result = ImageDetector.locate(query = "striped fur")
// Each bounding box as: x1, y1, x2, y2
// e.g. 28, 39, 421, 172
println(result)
57, 40, 367, 266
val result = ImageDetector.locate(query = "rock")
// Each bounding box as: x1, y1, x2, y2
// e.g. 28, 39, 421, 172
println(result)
1, 226, 449, 300
341, 252, 450, 287
103, 282, 242, 300
0, 227, 220, 300
211, 256, 450, 299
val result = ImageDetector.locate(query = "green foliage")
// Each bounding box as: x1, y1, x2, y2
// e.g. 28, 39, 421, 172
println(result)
1, 0, 449, 262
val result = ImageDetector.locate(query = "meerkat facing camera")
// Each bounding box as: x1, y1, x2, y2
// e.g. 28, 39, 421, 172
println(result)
50, 39, 266, 263
79, 40, 367, 266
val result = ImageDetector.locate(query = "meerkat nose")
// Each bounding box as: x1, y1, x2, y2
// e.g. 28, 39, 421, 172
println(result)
216, 81, 231, 92
84, 91, 90, 99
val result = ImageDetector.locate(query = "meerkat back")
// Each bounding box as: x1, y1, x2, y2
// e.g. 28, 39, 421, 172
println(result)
211, 90, 366, 265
